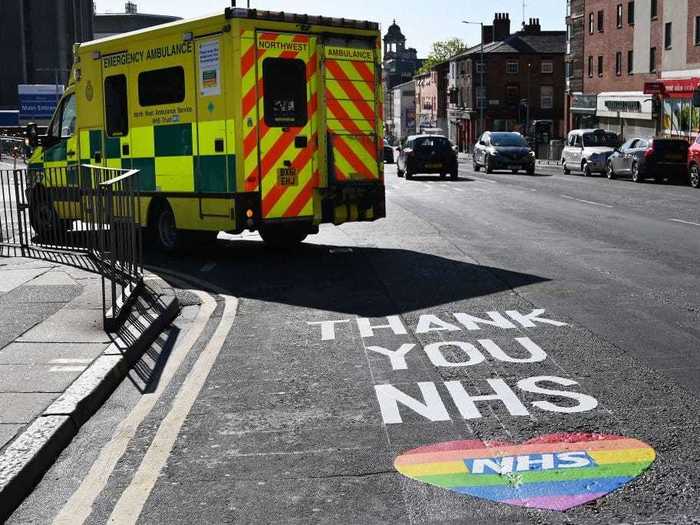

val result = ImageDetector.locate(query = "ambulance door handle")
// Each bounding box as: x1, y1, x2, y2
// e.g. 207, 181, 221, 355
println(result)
66, 150, 76, 157
122, 144, 129, 156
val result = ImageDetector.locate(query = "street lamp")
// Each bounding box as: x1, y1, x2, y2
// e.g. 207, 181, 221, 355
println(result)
462, 20, 485, 136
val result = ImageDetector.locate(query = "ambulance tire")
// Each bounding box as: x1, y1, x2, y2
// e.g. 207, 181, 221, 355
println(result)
29, 188, 71, 240
150, 200, 185, 254
259, 224, 308, 249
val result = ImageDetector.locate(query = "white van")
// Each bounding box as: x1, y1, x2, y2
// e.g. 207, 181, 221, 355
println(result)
562, 129, 619, 176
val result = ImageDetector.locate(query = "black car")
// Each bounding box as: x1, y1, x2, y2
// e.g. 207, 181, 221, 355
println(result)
383, 140, 395, 164
606, 137, 689, 183
397, 135, 458, 179
472, 132, 536, 174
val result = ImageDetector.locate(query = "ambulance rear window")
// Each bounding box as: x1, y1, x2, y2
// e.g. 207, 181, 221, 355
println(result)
105, 74, 128, 137
262, 58, 308, 127
138, 66, 186, 107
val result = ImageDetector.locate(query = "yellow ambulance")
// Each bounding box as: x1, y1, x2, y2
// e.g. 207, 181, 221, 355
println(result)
27, 7, 385, 251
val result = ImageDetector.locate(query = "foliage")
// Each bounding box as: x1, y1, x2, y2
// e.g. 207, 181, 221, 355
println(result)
418, 38, 468, 74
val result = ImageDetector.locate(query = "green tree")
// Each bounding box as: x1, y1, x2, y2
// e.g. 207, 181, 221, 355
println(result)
418, 38, 468, 73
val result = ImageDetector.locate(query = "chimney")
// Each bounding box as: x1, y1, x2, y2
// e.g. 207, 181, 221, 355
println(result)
493, 13, 511, 41
523, 18, 541, 34
125, 2, 137, 14
481, 25, 494, 45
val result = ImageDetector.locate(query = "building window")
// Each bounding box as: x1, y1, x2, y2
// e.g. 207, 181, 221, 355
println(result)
696, 17, 700, 46
541, 61, 553, 74
476, 61, 486, 73
664, 22, 672, 49
615, 52, 622, 76
506, 61, 519, 74
597, 55, 604, 77
588, 56, 593, 77
138, 66, 185, 107
616, 4, 623, 28
104, 75, 128, 137
476, 86, 486, 107
628, 1, 635, 25
506, 85, 519, 104
589, 13, 594, 34
627, 50, 634, 74
262, 58, 308, 127
540, 86, 553, 109
597, 10, 604, 32
650, 47, 657, 73
650, 0, 657, 19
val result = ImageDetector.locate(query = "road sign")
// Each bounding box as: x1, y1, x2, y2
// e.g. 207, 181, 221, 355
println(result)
18, 84, 64, 122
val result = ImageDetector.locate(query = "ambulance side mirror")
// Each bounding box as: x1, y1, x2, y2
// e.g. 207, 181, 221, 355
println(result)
25, 123, 39, 148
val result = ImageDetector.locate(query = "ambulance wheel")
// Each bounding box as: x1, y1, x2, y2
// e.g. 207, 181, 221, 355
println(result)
259, 224, 308, 248
151, 201, 183, 253
29, 188, 71, 239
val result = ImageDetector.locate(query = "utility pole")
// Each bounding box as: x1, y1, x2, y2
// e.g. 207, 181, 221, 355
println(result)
462, 20, 485, 136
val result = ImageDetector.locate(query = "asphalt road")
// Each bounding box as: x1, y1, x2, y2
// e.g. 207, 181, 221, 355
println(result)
9, 161, 700, 524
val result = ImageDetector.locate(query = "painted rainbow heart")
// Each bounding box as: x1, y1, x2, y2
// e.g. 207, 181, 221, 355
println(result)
394, 433, 655, 511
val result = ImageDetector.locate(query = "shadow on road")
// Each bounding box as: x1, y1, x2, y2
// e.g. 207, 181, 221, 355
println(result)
401, 176, 474, 182
146, 241, 549, 317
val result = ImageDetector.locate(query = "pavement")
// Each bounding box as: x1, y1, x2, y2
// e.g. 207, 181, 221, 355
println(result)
6, 159, 700, 524
0, 254, 179, 521
0, 257, 110, 451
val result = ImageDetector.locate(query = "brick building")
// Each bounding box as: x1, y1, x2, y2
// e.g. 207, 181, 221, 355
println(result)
447, 14, 566, 151
567, 0, 700, 140
415, 61, 449, 134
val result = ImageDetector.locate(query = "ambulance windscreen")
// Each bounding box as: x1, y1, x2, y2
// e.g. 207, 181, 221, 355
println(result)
262, 58, 308, 128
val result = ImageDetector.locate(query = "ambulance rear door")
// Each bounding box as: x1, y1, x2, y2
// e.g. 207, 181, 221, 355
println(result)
253, 32, 319, 221
322, 38, 381, 184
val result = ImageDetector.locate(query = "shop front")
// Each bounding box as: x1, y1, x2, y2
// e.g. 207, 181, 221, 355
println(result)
655, 78, 700, 140
448, 108, 472, 152
569, 94, 598, 131
596, 92, 655, 141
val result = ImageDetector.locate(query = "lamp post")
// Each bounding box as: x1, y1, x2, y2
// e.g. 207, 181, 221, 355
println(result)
462, 20, 485, 136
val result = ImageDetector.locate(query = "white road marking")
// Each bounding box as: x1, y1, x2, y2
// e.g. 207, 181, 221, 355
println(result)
452, 188, 465, 193
200, 262, 216, 272
49, 366, 87, 373
49, 358, 93, 364
561, 195, 613, 208
107, 294, 238, 525
53, 289, 217, 525
475, 178, 498, 184
669, 218, 700, 227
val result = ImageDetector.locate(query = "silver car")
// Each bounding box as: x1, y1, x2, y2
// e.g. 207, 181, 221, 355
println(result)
561, 129, 619, 177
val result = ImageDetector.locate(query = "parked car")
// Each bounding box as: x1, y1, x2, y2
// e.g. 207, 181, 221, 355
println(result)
472, 132, 535, 175
607, 137, 689, 183
383, 140, 395, 164
562, 129, 618, 176
397, 135, 458, 179
688, 135, 700, 188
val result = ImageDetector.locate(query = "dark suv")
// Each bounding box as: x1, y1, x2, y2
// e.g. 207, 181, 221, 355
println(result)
606, 137, 689, 183
397, 135, 458, 180
473, 132, 536, 174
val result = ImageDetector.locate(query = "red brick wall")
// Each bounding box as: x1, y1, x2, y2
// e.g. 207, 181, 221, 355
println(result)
688, 1, 700, 65
584, 0, 661, 93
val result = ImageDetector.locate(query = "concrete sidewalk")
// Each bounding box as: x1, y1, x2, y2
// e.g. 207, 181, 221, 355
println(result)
0, 255, 179, 519
0, 257, 111, 451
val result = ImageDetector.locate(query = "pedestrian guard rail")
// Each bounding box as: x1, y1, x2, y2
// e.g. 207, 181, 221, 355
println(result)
0, 164, 143, 331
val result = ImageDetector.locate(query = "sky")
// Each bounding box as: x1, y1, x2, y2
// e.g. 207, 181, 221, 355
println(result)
95, 0, 567, 57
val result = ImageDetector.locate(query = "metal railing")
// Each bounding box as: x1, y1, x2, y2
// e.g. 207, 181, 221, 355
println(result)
0, 164, 143, 331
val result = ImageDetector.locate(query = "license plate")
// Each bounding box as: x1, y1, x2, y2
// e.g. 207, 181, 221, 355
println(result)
667, 154, 682, 161
425, 163, 442, 169
278, 167, 298, 186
